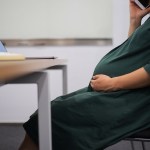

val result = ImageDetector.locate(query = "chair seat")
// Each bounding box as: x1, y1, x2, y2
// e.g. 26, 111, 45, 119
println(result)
128, 128, 150, 139
124, 128, 150, 150
125, 128, 150, 142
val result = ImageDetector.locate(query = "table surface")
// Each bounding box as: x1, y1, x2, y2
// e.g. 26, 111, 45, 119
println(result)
0, 58, 67, 83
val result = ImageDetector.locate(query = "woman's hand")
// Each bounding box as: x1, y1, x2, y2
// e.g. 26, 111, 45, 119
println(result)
128, 0, 150, 36
129, 0, 150, 22
90, 68, 150, 92
90, 74, 117, 92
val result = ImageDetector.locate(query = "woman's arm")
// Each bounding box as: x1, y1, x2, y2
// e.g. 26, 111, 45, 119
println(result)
128, 0, 150, 37
113, 68, 150, 90
90, 68, 150, 92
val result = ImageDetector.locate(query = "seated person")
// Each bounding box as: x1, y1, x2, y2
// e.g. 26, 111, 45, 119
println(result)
19, 1, 150, 150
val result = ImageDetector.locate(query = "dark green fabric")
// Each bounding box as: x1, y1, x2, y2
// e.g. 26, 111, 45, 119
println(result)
23, 17, 150, 150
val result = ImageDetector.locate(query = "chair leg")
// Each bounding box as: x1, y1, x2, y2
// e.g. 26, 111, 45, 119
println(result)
141, 141, 146, 150
130, 141, 135, 150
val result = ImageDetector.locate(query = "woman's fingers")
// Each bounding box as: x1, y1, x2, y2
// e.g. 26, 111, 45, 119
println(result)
143, 7, 150, 16
90, 80, 94, 88
92, 75, 100, 80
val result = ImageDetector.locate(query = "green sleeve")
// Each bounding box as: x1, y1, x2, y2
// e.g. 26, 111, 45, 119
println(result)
144, 63, 150, 74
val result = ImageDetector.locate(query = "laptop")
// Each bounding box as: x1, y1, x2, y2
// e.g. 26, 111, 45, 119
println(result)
0, 41, 26, 60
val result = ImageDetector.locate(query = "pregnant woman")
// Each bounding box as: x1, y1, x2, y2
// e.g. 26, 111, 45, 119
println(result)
19, 1, 150, 150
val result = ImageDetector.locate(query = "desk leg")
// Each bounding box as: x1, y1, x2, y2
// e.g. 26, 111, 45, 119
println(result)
62, 65, 68, 95
50, 65, 68, 95
38, 65, 67, 150
11, 72, 52, 150
37, 72, 52, 150
9, 65, 67, 150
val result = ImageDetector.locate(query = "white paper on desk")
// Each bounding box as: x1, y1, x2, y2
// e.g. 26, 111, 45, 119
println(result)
0, 52, 26, 60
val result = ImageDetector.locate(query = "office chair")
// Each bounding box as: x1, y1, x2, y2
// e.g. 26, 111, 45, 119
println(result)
124, 128, 150, 150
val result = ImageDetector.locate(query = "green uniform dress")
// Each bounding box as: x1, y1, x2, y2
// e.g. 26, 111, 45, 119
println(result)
23, 17, 150, 150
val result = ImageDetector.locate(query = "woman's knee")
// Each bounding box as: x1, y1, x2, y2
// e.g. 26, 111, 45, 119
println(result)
19, 134, 38, 150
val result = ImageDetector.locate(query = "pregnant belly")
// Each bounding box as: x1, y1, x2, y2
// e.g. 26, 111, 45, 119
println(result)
92, 60, 133, 78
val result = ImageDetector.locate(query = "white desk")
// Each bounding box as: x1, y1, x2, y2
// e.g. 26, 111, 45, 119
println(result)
0, 59, 68, 150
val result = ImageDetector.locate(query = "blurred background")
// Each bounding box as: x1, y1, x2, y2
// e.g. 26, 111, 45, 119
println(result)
1, 0, 149, 149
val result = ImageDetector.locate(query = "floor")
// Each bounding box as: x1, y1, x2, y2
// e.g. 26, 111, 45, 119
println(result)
0, 124, 149, 150
0, 124, 25, 150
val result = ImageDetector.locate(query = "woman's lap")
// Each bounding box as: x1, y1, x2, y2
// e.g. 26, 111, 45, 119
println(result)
23, 87, 150, 150
23, 87, 90, 147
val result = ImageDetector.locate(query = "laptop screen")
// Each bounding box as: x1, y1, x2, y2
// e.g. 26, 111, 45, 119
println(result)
0, 41, 7, 52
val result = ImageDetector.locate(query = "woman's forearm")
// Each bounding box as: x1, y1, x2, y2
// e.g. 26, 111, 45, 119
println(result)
113, 68, 150, 90
128, 19, 141, 37
91, 68, 150, 92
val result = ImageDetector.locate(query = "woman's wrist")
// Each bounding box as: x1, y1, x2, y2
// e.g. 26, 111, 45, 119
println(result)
128, 19, 141, 36
130, 18, 141, 27
111, 77, 122, 91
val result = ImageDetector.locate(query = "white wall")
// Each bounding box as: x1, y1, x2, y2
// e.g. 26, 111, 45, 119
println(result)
0, 0, 129, 123
0, 0, 112, 39
113, 0, 129, 46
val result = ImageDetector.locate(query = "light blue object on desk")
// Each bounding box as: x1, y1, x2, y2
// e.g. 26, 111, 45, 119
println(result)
0, 41, 7, 52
